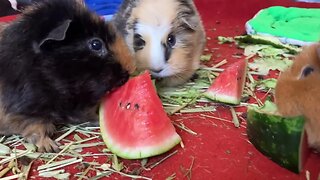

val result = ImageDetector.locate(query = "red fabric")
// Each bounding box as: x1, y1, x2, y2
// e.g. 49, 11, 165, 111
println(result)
0, 0, 319, 179
0, 15, 17, 22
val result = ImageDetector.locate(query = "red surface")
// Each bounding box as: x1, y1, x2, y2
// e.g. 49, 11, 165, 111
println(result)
0, 15, 16, 22
0, 0, 320, 180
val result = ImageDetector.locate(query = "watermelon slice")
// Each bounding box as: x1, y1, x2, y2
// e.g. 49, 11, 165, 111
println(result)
99, 71, 181, 159
247, 100, 309, 173
204, 59, 247, 105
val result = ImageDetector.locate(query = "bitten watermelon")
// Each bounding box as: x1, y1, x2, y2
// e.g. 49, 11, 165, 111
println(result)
204, 59, 247, 105
247, 100, 309, 173
99, 71, 181, 159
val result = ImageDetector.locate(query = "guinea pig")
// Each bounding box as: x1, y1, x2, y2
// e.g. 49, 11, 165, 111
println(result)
113, 0, 206, 86
0, 23, 8, 33
0, 0, 135, 152
275, 43, 320, 151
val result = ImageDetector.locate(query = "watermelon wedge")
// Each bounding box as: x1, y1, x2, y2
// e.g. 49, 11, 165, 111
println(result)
247, 100, 309, 173
204, 59, 247, 105
99, 71, 181, 159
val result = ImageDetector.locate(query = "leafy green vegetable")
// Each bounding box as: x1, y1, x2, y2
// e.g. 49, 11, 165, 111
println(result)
255, 78, 277, 90
249, 57, 293, 75
257, 46, 290, 57
200, 54, 212, 62
244, 44, 290, 57
217, 36, 234, 44
235, 35, 301, 54
244, 45, 269, 57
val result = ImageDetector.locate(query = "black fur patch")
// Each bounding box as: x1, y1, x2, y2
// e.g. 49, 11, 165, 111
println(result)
0, 0, 129, 124
163, 43, 172, 62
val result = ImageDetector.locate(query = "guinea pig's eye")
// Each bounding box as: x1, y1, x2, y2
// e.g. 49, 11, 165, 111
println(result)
300, 66, 314, 79
89, 38, 103, 51
133, 34, 145, 51
167, 34, 176, 48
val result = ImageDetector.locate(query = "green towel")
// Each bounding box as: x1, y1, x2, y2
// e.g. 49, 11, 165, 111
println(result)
246, 6, 320, 46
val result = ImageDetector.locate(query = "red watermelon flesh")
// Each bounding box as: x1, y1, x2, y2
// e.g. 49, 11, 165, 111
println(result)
204, 59, 247, 105
99, 71, 181, 159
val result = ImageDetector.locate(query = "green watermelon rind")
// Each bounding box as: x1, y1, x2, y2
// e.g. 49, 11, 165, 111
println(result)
99, 102, 181, 160
247, 101, 306, 173
203, 92, 240, 105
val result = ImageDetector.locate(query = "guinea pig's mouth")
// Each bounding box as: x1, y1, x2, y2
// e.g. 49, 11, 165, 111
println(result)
107, 71, 130, 93
150, 69, 173, 78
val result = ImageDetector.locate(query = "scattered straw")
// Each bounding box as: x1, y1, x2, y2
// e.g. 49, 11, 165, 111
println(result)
230, 107, 240, 128
148, 150, 179, 169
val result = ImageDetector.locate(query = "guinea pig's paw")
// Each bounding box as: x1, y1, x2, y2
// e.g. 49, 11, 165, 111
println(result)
37, 136, 60, 153
25, 133, 60, 153
21, 122, 59, 152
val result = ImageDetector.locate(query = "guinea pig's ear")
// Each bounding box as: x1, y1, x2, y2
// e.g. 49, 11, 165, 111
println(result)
182, 16, 200, 31
75, 0, 85, 6
38, 19, 72, 48
299, 65, 314, 79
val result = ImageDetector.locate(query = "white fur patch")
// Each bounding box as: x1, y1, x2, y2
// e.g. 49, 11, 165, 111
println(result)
150, 64, 175, 77
135, 22, 172, 75
131, 0, 187, 78
8, 0, 18, 10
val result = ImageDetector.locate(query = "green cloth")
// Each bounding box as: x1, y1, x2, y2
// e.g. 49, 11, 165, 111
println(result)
247, 6, 320, 43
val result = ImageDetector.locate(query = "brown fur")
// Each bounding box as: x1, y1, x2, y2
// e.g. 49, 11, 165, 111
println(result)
275, 43, 320, 151
109, 32, 136, 74
0, 84, 58, 152
0, 22, 8, 35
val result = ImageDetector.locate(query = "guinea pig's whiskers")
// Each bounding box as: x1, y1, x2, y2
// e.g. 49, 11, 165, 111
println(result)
173, 74, 188, 83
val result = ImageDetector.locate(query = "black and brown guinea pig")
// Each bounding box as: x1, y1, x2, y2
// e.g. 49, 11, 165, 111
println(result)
0, 0, 135, 152
113, 0, 206, 86
275, 43, 320, 151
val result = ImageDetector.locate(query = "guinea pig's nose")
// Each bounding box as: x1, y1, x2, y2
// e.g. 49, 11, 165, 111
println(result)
151, 69, 163, 73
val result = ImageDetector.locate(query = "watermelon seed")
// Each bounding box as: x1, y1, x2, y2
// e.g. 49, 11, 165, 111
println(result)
126, 103, 131, 109
134, 104, 140, 110
119, 102, 122, 107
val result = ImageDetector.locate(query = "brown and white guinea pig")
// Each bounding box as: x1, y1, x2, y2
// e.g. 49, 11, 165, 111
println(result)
275, 43, 320, 151
113, 0, 206, 86
0, 0, 135, 152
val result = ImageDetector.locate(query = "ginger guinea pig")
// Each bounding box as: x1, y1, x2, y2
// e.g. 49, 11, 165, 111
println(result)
0, 0, 134, 152
113, 0, 206, 86
275, 43, 320, 151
